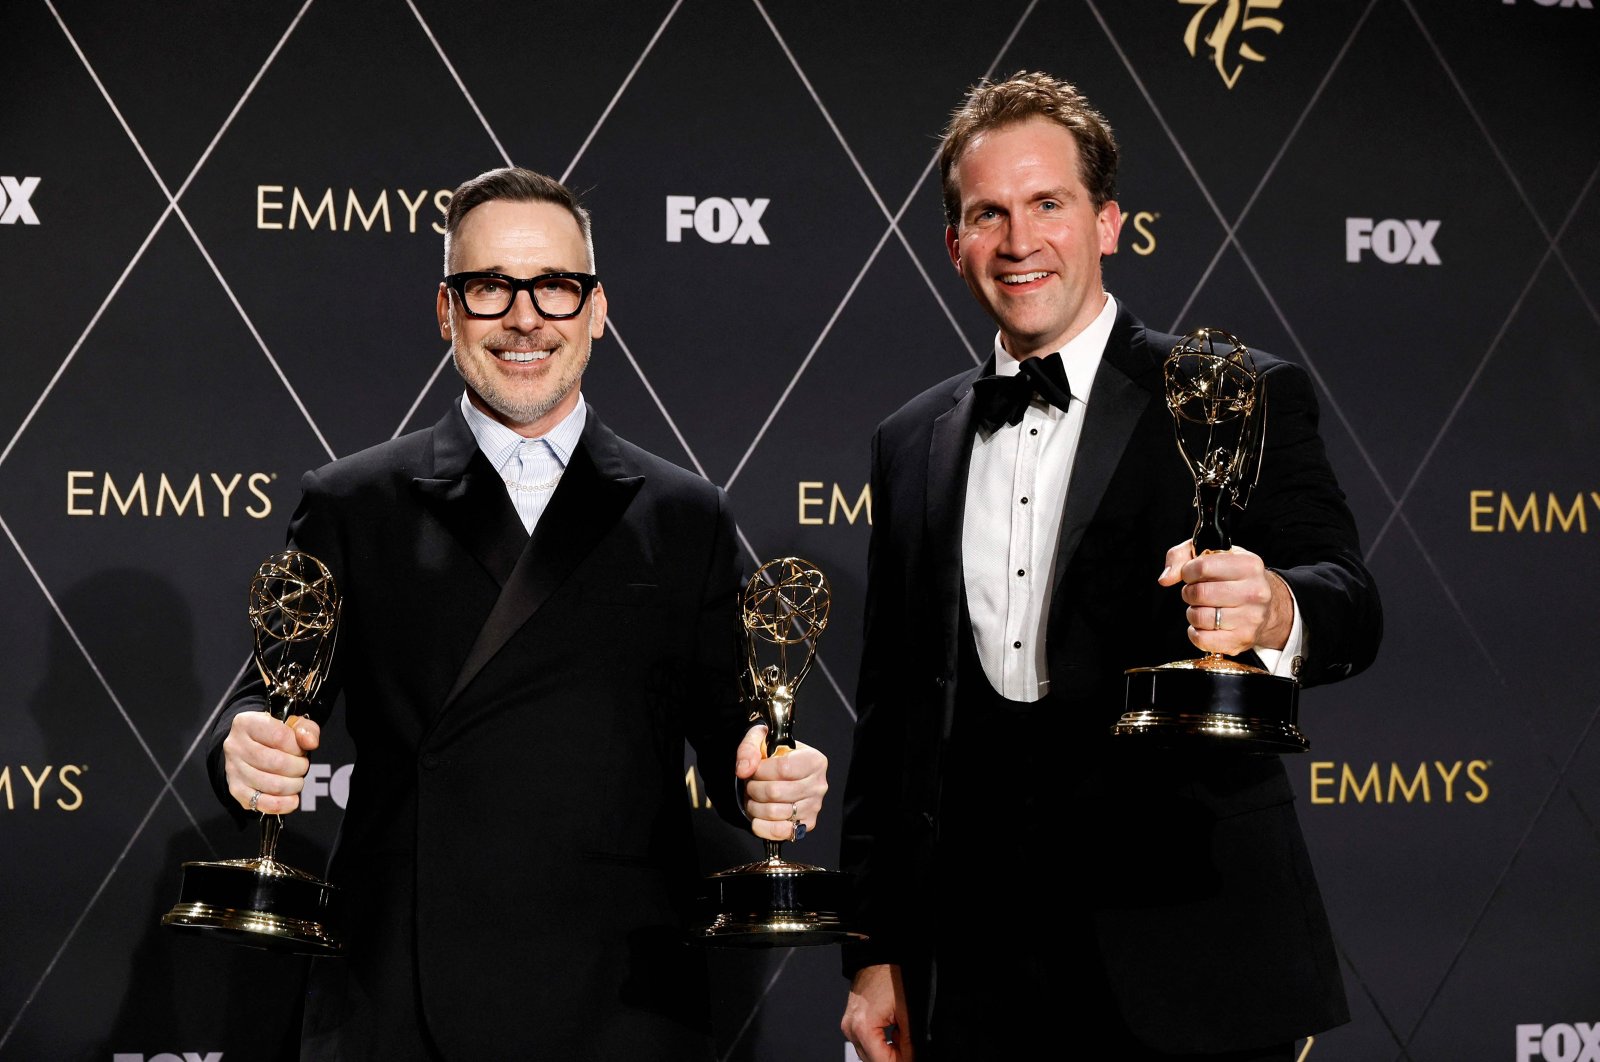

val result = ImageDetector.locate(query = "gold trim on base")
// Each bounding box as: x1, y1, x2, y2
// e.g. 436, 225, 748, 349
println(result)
1111, 709, 1308, 751
696, 911, 861, 939
161, 902, 343, 952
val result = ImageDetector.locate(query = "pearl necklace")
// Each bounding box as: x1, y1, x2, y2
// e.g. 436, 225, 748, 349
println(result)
504, 470, 563, 493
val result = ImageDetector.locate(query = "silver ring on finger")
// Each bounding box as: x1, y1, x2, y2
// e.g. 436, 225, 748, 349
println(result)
1214, 606, 1223, 631
249, 789, 261, 813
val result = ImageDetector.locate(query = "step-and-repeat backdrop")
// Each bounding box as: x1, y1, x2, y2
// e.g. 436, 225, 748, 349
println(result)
3, 1, 1597, 1059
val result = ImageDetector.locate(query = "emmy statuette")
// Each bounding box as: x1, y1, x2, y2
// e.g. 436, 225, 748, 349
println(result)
1114, 328, 1308, 754
692, 557, 865, 947
162, 550, 346, 953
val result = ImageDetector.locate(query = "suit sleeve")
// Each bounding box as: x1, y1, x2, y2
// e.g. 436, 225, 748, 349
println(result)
1244, 359, 1382, 687
205, 469, 349, 827
839, 427, 915, 975
681, 485, 756, 833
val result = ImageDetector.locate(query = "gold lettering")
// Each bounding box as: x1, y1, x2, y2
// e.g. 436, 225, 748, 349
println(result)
246, 472, 273, 518
0, 767, 11, 810
1434, 759, 1462, 802
397, 188, 430, 233
1339, 762, 1382, 804
431, 189, 452, 235
344, 189, 392, 233
210, 472, 242, 517
798, 481, 824, 525
101, 472, 149, 516
683, 764, 712, 809
1499, 492, 1540, 532
1388, 762, 1430, 803
829, 483, 872, 525
290, 187, 337, 231
257, 184, 284, 230
67, 470, 95, 515
1130, 211, 1158, 256
22, 765, 53, 811
56, 764, 84, 811
157, 473, 204, 517
1469, 489, 1494, 532
1465, 759, 1491, 804
1309, 761, 1334, 804
1547, 493, 1586, 533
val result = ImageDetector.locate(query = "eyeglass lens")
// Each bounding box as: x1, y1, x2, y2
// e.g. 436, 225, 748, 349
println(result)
460, 275, 586, 317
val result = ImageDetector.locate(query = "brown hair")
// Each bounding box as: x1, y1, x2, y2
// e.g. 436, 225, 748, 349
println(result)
442, 167, 595, 271
938, 70, 1119, 226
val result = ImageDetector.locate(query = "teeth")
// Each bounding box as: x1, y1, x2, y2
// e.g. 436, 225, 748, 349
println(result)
499, 350, 551, 363
1001, 271, 1050, 285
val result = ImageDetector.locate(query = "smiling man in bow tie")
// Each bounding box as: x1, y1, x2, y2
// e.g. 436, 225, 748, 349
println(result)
838, 71, 1381, 1061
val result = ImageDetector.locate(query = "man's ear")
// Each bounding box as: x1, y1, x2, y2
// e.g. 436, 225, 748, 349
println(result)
1097, 201, 1124, 256
945, 225, 962, 275
435, 283, 452, 341
587, 283, 608, 341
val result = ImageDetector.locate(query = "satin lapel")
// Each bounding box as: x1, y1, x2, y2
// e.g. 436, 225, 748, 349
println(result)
1049, 316, 1161, 597
438, 412, 644, 714
927, 369, 983, 733
411, 406, 527, 588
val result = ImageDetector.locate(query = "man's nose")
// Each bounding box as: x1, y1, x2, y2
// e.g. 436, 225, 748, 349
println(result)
999, 212, 1037, 258
503, 288, 545, 329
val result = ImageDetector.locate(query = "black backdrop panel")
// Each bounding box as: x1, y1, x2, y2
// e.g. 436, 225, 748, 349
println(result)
2, 1, 1597, 1059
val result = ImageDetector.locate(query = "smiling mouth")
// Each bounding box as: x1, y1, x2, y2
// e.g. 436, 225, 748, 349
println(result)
1000, 271, 1052, 285
496, 349, 552, 363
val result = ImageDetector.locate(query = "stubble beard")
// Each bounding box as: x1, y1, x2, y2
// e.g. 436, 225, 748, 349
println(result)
450, 324, 591, 430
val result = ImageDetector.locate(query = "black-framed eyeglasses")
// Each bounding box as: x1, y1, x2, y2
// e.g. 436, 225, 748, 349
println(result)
443, 271, 600, 320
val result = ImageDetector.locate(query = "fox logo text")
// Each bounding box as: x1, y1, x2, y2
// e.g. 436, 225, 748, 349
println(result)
1517, 1023, 1600, 1062
113, 1054, 222, 1062
300, 762, 354, 811
0, 177, 41, 224
1346, 218, 1441, 264
666, 196, 770, 245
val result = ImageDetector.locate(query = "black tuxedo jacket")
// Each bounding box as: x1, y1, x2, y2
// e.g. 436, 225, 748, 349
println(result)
839, 306, 1381, 1054
209, 403, 750, 1060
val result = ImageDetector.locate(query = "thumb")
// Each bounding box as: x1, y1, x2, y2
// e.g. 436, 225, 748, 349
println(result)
735, 724, 767, 778
284, 715, 321, 752
1158, 539, 1195, 586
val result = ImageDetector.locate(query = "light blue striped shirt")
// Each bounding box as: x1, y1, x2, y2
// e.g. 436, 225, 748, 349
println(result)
458, 392, 587, 534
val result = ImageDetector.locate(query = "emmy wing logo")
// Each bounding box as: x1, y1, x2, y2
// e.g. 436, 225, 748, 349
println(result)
1179, 0, 1285, 88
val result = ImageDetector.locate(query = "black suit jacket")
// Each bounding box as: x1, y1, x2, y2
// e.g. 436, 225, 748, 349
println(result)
209, 403, 750, 1061
839, 306, 1381, 1054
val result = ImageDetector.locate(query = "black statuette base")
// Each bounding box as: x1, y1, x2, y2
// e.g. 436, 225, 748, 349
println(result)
1117, 662, 1308, 754
692, 859, 866, 948
161, 857, 344, 955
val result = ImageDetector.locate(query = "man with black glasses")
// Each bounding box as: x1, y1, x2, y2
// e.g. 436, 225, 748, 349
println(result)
209, 166, 830, 1060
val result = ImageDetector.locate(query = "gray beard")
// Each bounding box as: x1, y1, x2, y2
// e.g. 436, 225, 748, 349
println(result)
450, 339, 590, 429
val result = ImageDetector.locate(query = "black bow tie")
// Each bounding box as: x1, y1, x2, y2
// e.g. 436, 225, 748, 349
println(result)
972, 352, 1073, 430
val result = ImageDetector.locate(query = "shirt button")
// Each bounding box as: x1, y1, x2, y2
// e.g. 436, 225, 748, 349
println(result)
1020, 497, 1029, 505
1012, 641, 1022, 649
1030, 428, 1038, 436
1017, 569, 1025, 577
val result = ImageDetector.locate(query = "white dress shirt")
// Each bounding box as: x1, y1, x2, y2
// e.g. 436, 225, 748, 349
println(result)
459, 392, 586, 534
961, 294, 1302, 702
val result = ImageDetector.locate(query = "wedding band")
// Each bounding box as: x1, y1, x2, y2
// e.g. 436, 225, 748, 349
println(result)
248, 790, 261, 812
1214, 607, 1223, 631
